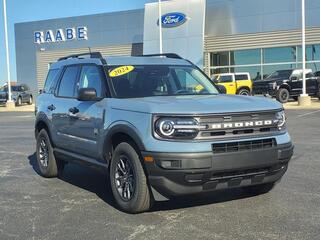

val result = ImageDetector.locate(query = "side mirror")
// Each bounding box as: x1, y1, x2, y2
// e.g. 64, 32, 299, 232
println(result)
217, 85, 227, 94
78, 88, 98, 101
290, 76, 298, 81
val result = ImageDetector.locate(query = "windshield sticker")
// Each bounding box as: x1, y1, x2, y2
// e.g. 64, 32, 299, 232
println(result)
109, 66, 134, 77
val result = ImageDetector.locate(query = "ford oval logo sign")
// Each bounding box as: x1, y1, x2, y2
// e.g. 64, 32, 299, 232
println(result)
159, 12, 187, 28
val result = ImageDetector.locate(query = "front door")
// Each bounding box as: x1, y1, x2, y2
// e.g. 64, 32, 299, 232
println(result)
65, 64, 106, 159
218, 75, 236, 94
289, 73, 318, 96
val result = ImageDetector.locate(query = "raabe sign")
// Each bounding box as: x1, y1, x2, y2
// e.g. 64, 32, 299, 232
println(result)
34, 26, 88, 44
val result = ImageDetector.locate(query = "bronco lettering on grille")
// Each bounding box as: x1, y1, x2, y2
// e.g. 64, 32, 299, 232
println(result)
210, 120, 276, 129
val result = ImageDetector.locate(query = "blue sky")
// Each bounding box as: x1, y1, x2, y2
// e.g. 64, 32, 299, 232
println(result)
0, 0, 155, 85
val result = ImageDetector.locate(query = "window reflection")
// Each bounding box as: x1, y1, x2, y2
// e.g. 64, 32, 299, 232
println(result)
297, 44, 320, 61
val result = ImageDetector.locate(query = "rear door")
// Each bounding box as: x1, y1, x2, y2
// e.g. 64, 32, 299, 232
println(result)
51, 65, 80, 150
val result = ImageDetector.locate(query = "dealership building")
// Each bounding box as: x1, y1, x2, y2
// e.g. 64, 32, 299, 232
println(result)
14, 0, 320, 92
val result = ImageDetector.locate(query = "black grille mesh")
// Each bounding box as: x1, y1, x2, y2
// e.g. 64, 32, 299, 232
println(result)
212, 138, 276, 154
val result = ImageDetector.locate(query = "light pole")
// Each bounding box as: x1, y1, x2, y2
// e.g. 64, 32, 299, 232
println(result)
158, 0, 163, 54
301, 0, 306, 96
299, 0, 311, 106
2, 0, 13, 107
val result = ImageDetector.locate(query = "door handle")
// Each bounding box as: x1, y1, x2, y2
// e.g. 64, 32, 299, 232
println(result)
69, 107, 79, 114
47, 104, 56, 111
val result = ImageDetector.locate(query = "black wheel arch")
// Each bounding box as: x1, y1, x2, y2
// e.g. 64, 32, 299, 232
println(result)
278, 83, 291, 92
237, 86, 251, 94
35, 113, 52, 141
101, 123, 146, 166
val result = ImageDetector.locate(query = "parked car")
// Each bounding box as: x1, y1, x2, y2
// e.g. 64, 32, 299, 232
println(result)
252, 69, 320, 103
35, 52, 293, 213
212, 72, 252, 95
0, 84, 33, 105
314, 71, 320, 77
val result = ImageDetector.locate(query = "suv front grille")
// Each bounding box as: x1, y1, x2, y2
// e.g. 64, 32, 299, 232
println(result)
195, 111, 280, 140
212, 138, 276, 154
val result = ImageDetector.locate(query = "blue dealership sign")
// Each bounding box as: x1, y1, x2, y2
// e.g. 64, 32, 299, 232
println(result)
160, 12, 187, 28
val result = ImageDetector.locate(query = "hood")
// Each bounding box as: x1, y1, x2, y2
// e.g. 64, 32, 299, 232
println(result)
110, 95, 283, 115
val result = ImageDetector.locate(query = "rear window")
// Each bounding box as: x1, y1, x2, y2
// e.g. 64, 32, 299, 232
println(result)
235, 74, 249, 81
44, 69, 59, 93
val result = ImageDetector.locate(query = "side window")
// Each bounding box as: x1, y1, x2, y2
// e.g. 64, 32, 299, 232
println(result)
235, 74, 248, 81
219, 75, 233, 83
78, 65, 104, 97
57, 66, 79, 98
44, 69, 59, 93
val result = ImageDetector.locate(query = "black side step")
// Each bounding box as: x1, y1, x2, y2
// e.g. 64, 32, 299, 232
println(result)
54, 148, 108, 169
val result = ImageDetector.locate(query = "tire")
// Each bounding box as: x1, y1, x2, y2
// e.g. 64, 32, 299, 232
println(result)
238, 88, 250, 96
110, 142, 152, 213
28, 96, 33, 105
36, 129, 60, 178
16, 96, 22, 106
243, 182, 275, 195
276, 88, 290, 103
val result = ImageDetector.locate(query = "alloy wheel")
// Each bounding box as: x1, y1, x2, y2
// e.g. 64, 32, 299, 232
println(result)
114, 156, 136, 201
38, 138, 49, 167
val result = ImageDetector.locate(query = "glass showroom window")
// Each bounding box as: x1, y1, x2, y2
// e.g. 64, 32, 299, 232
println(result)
210, 51, 229, 67
230, 49, 260, 65
297, 44, 320, 62
263, 46, 297, 63
209, 44, 320, 80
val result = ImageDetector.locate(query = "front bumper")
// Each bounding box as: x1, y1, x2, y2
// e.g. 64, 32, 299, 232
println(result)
253, 85, 276, 96
142, 142, 293, 200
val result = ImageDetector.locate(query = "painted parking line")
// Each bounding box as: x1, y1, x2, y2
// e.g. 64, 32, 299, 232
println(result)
296, 109, 320, 118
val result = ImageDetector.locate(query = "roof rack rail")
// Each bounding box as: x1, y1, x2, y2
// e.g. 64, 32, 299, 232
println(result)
58, 52, 103, 61
140, 53, 183, 59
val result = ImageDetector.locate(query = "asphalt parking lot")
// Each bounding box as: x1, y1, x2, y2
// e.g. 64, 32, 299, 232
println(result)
0, 110, 319, 240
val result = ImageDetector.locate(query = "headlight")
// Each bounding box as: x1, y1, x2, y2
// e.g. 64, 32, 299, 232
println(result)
275, 110, 286, 129
269, 82, 277, 89
154, 117, 204, 140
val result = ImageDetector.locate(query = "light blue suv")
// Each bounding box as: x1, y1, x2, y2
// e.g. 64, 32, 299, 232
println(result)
35, 52, 293, 213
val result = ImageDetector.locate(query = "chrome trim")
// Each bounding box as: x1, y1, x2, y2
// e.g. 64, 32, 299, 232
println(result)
57, 132, 97, 144
173, 125, 207, 130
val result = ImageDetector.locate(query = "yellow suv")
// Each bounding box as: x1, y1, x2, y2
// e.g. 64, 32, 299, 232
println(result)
212, 73, 252, 95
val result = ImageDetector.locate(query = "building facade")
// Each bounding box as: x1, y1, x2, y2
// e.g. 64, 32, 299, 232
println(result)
15, 0, 320, 91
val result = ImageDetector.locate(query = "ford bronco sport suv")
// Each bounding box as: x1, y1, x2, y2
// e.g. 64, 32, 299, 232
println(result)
35, 52, 293, 213
212, 73, 252, 95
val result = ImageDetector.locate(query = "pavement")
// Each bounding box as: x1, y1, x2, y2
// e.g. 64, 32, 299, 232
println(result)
0, 110, 319, 240
0, 104, 35, 112
283, 98, 320, 109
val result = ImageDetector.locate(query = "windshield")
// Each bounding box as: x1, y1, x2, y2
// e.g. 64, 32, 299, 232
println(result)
266, 70, 292, 79
108, 65, 219, 98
